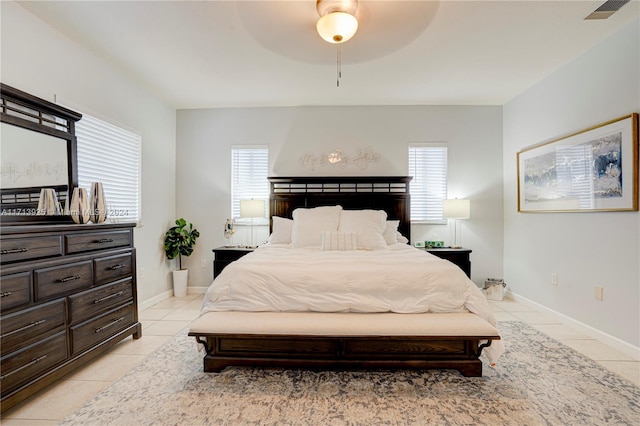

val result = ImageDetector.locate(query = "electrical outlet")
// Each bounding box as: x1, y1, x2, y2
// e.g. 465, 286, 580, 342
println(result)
139, 267, 145, 279
594, 286, 604, 301
551, 273, 558, 286
201, 259, 207, 268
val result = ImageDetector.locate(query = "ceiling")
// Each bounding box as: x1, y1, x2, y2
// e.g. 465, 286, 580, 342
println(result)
17, 0, 640, 109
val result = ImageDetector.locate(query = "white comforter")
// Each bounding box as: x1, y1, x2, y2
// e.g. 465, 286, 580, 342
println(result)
202, 243, 504, 363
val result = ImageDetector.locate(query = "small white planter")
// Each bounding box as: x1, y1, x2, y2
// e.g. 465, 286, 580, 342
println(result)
172, 269, 189, 298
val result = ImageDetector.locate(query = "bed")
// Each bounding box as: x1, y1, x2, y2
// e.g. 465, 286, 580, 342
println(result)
189, 176, 503, 377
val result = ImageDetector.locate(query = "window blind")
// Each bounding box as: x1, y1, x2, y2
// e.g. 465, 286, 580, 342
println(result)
408, 143, 448, 222
231, 146, 269, 222
75, 114, 141, 224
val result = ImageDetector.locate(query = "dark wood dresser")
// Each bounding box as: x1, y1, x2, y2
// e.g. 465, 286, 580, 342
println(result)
0, 222, 141, 412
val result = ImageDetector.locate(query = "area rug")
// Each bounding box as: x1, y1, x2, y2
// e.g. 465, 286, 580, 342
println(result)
60, 321, 640, 426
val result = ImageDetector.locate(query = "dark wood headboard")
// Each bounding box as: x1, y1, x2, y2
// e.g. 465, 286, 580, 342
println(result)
268, 176, 412, 241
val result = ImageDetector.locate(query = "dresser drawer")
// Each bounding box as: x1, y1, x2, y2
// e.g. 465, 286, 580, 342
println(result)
0, 331, 68, 395
34, 261, 93, 301
94, 252, 133, 285
65, 230, 132, 255
0, 235, 62, 264
69, 279, 134, 325
0, 299, 66, 356
71, 303, 135, 355
0, 271, 31, 312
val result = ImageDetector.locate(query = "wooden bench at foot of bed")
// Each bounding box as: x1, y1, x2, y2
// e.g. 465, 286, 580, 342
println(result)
188, 311, 500, 377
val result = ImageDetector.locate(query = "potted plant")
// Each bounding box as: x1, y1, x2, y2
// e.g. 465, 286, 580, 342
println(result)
164, 218, 200, 297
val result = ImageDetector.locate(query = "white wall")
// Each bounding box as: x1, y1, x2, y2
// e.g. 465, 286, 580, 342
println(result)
503, 19, 640, 348
176, 105, 503, 289
1, 2, 177, 304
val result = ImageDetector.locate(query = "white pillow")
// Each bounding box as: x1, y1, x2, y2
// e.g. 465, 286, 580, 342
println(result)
268, 216, 293, 244
291, 205, 342, 248
321, 231, 357, 251
338, 209, 387, 250
382, 220, 409, 245
383, 220, 400, 245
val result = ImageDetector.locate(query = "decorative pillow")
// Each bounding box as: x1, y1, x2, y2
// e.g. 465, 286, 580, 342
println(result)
382, 220, 409, 244
268, 216, 293, 244
383, 220, 400, 245
291, 205, 342, 248
320, 231, 357, 251
337, 209, 387, 250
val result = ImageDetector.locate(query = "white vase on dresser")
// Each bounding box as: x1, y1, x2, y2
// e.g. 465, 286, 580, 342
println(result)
90, 182, 108, 223
69, 187, 90, 224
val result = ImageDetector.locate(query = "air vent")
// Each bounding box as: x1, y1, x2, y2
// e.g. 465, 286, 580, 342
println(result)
585, 0, 630, 20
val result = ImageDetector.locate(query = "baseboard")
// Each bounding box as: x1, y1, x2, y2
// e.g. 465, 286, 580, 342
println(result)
138, 287, 207, 311
139, 290, 173, 311
509, 292, 640, 361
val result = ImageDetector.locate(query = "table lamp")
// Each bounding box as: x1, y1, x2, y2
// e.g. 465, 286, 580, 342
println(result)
443, 199, 470, 249
240, 199, 265, 248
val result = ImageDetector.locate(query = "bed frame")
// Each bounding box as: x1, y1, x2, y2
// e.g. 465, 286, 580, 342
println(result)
189, 176, 500, 377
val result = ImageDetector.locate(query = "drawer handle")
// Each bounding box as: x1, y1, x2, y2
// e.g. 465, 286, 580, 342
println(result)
95, 316, 125, 333
1, 291, 13, 298
108, 264, 126, 271
94, 238, 114, 244
0, 247, 28, 255
57, 274, 82, 283
94, 291, 124, 304
0, 320, 46, 339
0, 355, 47, 381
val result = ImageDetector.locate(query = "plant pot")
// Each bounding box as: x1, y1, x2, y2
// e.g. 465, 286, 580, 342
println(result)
172, 269, 188, 298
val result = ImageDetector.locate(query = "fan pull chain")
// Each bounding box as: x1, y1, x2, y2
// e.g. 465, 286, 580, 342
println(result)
337, 46, 342, 87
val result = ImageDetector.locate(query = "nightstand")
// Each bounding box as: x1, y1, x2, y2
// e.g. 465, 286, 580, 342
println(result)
424, 247, 472, 278
212, 246, 254, 279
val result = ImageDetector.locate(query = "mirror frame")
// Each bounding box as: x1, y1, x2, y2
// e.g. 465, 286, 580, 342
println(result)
1, 83, 82, 224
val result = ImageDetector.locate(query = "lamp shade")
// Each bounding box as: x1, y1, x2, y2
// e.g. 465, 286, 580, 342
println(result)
316, 12, 358, 43
443, 199, 470, 219
239, 199, 265, 219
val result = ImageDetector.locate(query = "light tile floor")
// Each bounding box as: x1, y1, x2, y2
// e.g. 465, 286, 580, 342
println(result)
2, 294, 638, 424
489, 298, 640, 386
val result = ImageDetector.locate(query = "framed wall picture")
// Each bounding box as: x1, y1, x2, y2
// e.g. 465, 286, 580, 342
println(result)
517, 113, 638, 212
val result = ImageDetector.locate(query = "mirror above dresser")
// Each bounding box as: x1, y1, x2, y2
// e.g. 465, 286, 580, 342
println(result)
0, 83, 82, 224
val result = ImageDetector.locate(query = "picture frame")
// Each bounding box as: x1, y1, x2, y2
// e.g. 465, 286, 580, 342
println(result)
517, 113, 638, 213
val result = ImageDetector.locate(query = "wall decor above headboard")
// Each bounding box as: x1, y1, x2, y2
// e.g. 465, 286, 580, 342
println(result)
1, 83, 82, 224
299, 146, 381, 171
268, 176, 412, 241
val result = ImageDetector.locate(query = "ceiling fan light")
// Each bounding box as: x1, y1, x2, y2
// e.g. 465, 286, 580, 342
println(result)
316, 12, 358, 44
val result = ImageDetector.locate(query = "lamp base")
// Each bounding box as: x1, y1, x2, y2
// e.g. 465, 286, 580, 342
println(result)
450, 219, 464, 249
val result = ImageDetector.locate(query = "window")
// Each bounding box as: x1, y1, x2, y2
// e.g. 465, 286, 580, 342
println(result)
75, 113, 141, 224
408, 143, 448, 222
231, 145, 269, 223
